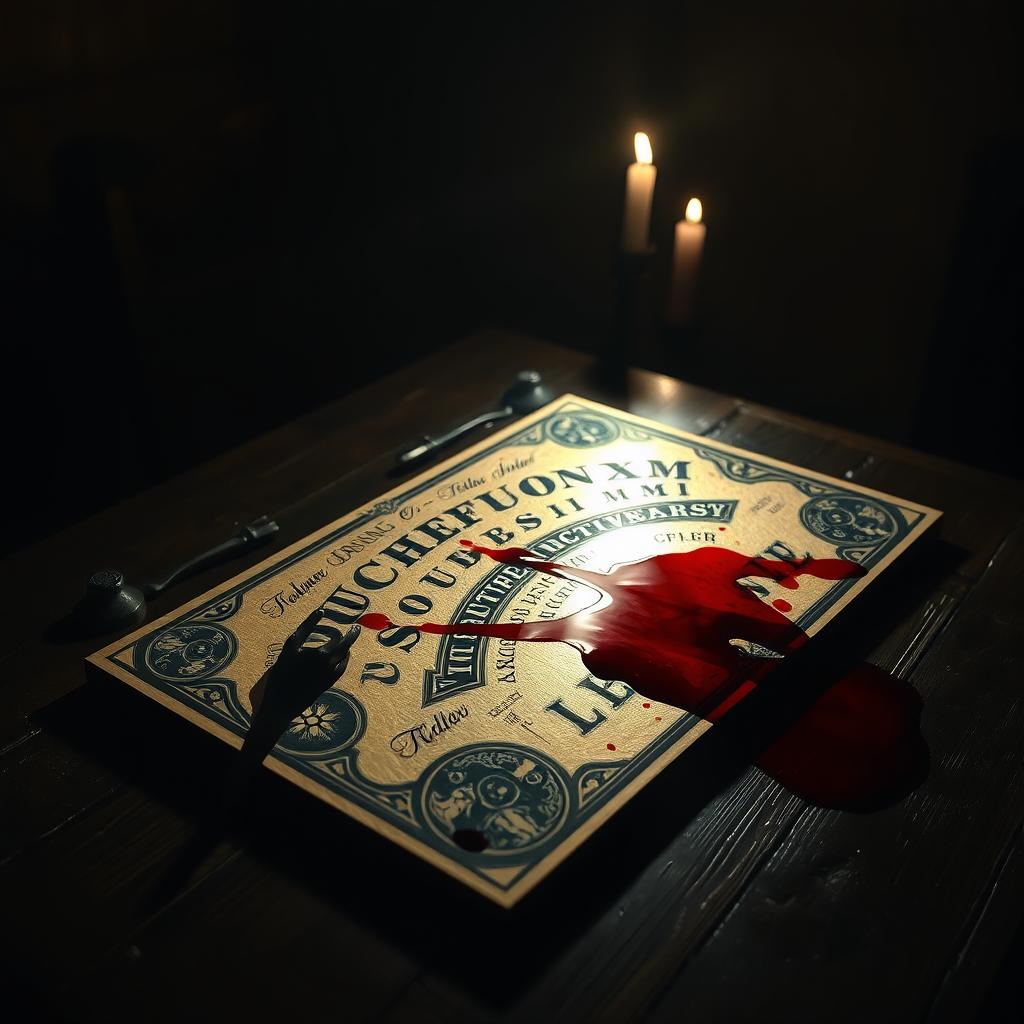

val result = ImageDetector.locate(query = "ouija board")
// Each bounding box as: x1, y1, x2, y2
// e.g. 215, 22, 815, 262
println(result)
88, 396, 940, 906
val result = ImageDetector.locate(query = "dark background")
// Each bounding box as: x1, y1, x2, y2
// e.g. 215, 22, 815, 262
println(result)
2, 1, 1022, 553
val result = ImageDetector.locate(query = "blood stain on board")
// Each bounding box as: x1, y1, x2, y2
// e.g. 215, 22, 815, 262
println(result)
358, 542, 926, 809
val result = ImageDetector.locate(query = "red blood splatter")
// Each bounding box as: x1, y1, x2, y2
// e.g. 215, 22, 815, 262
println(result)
642, 702, 651, 709
719, 527, 726, 531
772, 599, 793, 613
360, 543, 925, 809
754, 662, 924, 807
367, 544, 862, 715
356, 612, 392, 630
655, 716, 662, 722
607, 743, 617, 751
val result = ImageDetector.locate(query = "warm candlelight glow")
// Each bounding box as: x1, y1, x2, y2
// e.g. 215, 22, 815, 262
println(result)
668, 196, 707, 325
622, 131, 656, 252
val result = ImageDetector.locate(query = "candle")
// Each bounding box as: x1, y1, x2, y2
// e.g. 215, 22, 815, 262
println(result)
621, 132, 656, 253
667, 197, 706, 326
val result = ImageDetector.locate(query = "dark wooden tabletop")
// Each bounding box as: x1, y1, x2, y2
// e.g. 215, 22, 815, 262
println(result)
4, 331, 1024, 1023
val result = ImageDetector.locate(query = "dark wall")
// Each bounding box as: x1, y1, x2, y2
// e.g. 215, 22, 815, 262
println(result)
3, 2, 1022, 551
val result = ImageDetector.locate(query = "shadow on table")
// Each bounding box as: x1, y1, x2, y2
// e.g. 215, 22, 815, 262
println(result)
39, 535, 961, 1015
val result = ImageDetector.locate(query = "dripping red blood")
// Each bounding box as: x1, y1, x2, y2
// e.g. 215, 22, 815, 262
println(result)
359, 541, 925, 808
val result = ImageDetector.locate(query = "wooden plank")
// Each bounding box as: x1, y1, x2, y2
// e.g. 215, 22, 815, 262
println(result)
0, 727, 119, 868
647, 514, 1024, 1023
703, 404, 1024, 589
0, 775, 242, 1017
746, 400, 1024, 579
929, 826, 1024, 1023
383, 774, 807, 1024
0, 342, 743, 1021
53, 712, 804, 1023
1, 330, 587, 649
705, 404, 869, 477
1, 677, 424, 1021
5, 339, 1020, 1022
7, 751, 449, 1021
381, 508, 972, 1022
507, 516, 970, 1019
313, 409, 977, 1022
0, 360, 740, 1021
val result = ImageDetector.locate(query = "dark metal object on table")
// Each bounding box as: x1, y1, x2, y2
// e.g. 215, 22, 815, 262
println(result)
397, 370, 554, 467
81, 569, 146, 633
148, 611, 361, 911
136, 515, 279, 598
77, 515, 279, 634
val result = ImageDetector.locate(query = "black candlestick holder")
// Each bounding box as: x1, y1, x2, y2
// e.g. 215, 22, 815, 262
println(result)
600, 246, 657, 386
659, 320, 703, 382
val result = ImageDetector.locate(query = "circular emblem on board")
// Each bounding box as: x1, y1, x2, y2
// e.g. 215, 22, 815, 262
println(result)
546, 411, 619, 448
799, 493, 898, 546
275, 689, 366, 759
144, 623, 236, 681
420, 744, 570, 854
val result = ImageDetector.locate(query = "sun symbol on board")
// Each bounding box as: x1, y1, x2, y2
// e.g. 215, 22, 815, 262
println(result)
288, 702, 343, 745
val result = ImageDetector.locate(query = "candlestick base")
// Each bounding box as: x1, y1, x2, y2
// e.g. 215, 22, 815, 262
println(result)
600, 247, 657, 385
659, 322, 708, 383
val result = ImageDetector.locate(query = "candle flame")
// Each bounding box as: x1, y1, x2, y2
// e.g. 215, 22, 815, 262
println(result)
685, 197, 703, 223
634, 132, 653, 165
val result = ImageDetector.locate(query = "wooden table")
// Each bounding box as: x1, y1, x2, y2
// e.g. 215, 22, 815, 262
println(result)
4, 332, 1024, 1022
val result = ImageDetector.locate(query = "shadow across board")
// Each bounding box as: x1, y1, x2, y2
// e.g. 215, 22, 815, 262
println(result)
36, 535, 959, 1012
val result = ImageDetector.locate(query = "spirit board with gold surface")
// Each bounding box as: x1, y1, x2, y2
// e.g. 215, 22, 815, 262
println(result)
89, 397, 940, 906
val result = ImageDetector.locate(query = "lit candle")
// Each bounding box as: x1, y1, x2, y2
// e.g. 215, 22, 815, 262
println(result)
667, 197, 706, 325
621, 132, 656, 253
